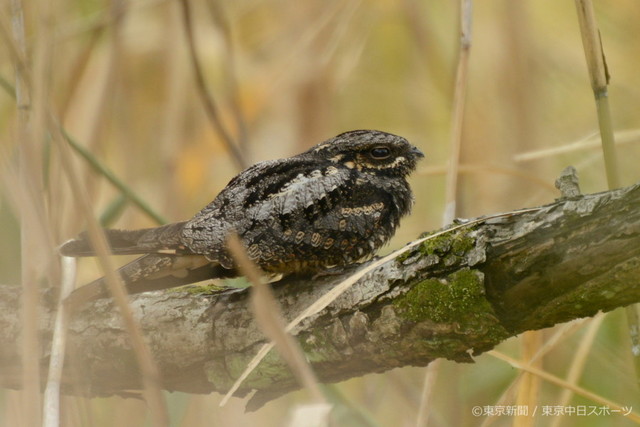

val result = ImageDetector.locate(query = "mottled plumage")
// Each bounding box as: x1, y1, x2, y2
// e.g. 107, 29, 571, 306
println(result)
61, 130, 424, 305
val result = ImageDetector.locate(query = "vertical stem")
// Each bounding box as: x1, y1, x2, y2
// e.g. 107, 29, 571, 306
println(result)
595, 95, 620, 188
574, 0, 636, 389
10, 1, 30, 121
419, 2, 473, 426
549, 316, 604, 427
514, 332, 541, 427
11, 0, 42, 426
54, 125, 170, 427
415, 359, 441, 427
227, 235, 328, 406
442, 0, 472, 226
624, 302, 640, 386
43, 257, 77, 427
574, 0, 620, 189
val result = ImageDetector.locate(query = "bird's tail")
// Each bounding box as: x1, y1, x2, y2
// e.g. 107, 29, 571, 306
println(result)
59, 222, 188, 257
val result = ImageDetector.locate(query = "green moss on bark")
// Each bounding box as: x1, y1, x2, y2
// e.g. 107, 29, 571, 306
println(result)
397, 227, 477, 264
393, 269, 508, 342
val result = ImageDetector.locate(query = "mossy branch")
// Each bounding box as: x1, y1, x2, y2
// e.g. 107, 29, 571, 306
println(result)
1, 182, 639, 410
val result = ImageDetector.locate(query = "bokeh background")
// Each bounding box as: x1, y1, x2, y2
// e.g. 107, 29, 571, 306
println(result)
1, 0, 640, 425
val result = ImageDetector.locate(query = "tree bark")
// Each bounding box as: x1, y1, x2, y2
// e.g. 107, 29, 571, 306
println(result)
1, 182, 640, 410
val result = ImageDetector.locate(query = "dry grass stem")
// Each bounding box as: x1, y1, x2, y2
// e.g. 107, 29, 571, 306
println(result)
514, 129, 640, 162
10, 0, 43, 424
549, 316, 604, 427
479, 319, 591, 427
488, 350, 640, 423
575, 0, 637, 390
53, 125, 170, 426
221, 208, 541, 406
226, 234, 328, 407
574, 0, 619, 189
514, 331, 542, 427
2, 166, 47, 427
574, 0, 608, 93
43, 256, 76, 427
419, 2, 473, 423
442, 0, 472, 226
415, 358, 441, 427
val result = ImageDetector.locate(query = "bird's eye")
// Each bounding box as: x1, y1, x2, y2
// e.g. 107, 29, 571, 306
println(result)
369, 146, 391, 159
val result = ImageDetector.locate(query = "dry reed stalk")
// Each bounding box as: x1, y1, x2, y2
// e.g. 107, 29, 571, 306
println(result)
441, 0, 472, 226
514, 332, 542, 427
548, 315, 605, 427
220, 208, 541, 406
574, 0, 640, 392
489, 350, 640, 423
479, 319, 593, 427
53, 123, 170, 426
417, 2, 473, 425
11, 0, 43, 424
226, 234, 328, 407
43, 257, 76, 427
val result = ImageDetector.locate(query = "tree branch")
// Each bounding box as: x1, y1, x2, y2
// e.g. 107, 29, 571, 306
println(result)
1, 182, 639, 410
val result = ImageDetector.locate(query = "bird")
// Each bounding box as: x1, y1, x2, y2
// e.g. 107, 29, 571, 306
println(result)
60, 130, 424, 306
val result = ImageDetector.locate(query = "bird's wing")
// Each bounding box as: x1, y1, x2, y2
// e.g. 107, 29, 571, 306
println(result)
181, 157, 355, 257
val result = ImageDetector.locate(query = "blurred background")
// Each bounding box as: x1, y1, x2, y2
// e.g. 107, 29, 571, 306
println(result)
1, 0, 640, 425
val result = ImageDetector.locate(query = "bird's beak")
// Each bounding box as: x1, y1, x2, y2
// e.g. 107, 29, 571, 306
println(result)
412, 146, 425, 159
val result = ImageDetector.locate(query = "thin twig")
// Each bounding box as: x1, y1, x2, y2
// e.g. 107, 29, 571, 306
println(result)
179, 0, 248, 170
204, 0, 249, 153
155, 3, 188, 220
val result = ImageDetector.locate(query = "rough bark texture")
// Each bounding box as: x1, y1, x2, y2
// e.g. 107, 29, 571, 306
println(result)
1, 182, 639, 409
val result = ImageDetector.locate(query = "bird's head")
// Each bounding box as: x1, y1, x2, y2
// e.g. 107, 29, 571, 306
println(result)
309, 130, 424, 177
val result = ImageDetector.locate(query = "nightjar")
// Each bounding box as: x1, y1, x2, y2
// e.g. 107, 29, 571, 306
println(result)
61, 130, 424, 304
